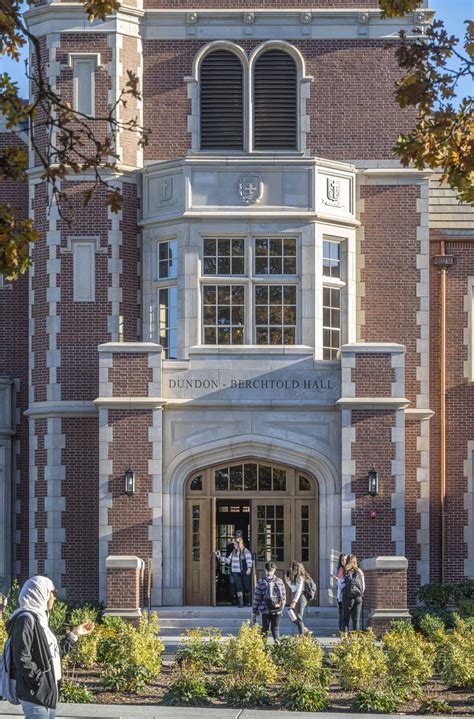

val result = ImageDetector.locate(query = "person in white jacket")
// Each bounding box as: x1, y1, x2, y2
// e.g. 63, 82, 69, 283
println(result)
216, 537, 253, 607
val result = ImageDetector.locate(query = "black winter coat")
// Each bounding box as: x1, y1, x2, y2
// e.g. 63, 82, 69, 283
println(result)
6, 610, 75, 709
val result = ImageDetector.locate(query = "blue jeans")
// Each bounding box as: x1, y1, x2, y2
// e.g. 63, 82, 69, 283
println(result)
20, 700, 56, 718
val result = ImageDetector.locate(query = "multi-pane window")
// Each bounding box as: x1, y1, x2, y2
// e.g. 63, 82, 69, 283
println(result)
202, 285, 244, 345
256, 504, 284, 562
192, 506, 200, 561
255, 238, 297, 275
322, 286, 341, 359
300, 505, 309, 562
203, 238, 245, 275
323, 239, 341, 279
158, 240, 177, 279
214, 463, 287, 492
200, 236, 299, 346
255, 285, 297, 345
159, 287, 177, 359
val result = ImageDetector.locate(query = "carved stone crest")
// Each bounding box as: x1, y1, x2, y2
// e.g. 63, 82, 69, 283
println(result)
157, 176, 174, 206
322, 177, 343, 208
186, 12, 197, 24
243, 12, 255, 24
301, 12, 312, 24
238, 174, 263, 205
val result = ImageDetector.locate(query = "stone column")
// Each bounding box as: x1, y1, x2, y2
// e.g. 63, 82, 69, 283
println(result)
360, 556, 410, 636
104, 555, 144, 621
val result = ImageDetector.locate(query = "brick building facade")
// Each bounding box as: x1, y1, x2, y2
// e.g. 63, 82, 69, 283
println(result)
0, 0, 473, 608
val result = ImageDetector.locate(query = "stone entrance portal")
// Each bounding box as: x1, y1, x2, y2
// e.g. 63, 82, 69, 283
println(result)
184, 460, 318, 605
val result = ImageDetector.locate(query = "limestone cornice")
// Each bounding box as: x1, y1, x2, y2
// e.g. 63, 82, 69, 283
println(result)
336, 397, 410, 410
24, 4, 434, 41
24, 401, 97, 418
93, 397, 166, 409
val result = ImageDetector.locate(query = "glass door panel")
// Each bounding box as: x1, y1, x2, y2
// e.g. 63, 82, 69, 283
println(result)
251, 499, 290, 586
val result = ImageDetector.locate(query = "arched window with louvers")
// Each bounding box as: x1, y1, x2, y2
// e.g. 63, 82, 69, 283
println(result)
200, 49, 244, 151
253, 49, 298, 151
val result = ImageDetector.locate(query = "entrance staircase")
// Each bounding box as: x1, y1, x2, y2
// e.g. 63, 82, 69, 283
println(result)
153, 606, 340, 654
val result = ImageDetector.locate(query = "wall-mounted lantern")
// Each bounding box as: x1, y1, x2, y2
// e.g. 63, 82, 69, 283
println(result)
124, 467, 136, 496
368, 465, 378, 497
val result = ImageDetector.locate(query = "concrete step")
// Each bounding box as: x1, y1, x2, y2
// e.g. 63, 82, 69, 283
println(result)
154, 606, 338, 617
157, 617, 337, 628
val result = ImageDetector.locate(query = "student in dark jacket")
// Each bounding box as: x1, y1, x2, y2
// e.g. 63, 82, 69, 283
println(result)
6, 575, 94, 718
252, 562, 286, 644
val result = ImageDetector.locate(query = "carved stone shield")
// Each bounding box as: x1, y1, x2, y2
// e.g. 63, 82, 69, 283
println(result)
158, 176, 173, 205
327, 177, 340, 203
238, 174, 263, 205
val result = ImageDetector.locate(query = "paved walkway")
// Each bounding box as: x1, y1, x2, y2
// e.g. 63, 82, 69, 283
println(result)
0, 702, 459, 718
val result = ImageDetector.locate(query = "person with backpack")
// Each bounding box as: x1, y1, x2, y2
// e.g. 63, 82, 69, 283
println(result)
216, 536, 253, 607
284, 561, 316, 635
341, 554, 365, 632
251, 561, 286, 643
2, 575, 94, 718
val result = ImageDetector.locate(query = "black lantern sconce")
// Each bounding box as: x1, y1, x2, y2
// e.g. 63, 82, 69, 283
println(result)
368, 465, 378, 497
124, 467, 136, 496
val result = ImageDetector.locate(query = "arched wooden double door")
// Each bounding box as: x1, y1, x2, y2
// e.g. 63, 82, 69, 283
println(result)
184, 459, 318, 605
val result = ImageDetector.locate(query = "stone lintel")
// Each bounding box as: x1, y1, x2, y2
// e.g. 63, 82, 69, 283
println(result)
106, 555, 145, 570
98, 342, 162, 353
361, 556, 408, 571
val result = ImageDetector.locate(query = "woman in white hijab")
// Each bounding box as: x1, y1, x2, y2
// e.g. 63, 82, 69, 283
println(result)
6, 575, 94, 718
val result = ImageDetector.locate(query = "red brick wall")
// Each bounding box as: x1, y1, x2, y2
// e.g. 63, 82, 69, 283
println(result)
143, 40, 417, 161
363, 568, 408, 611
108, 410, 153, 569
360, 185, 420, 404
106, 566, 143, 609
352, 354, 394, 397
430, 238, 474, 582
352, 410, 397, 560
109, 354, 152, 396
62, 417, 99, 600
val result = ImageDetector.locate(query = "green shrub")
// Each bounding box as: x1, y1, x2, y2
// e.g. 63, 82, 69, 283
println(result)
282, 679, 330, 712
382, 622, 435, 695
3, 581, 20, 621
100, 662, 153, 694
417, 582, 453, 610
59, 680, 94, 703
222, 621, 277, 706
352, 688, 400, 713
49, 600, 68, 635
437, 617, 474, 688
224, 677, 270, 706
0, 618, 7, 653
224, 621, 277, 686
63, 604, 101, 667
329, 629, 387, 692
97, 613, 164, 676
176, 627, 224, 670
418, 612, 447, 641
271, 634, 326, 684
417, 697, 453, 715
162, 661, 208, 706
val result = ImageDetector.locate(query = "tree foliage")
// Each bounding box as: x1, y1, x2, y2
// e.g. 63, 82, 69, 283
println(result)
0, 0, 147, 279
381, 1, 473, 205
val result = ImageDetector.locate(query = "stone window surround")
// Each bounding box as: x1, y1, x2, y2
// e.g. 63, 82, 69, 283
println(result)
154, 237, 178, 359
322, 235, 348, 358
185, 40, 312, 155
66, 53, 102, 118
198, 232, 302, 346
